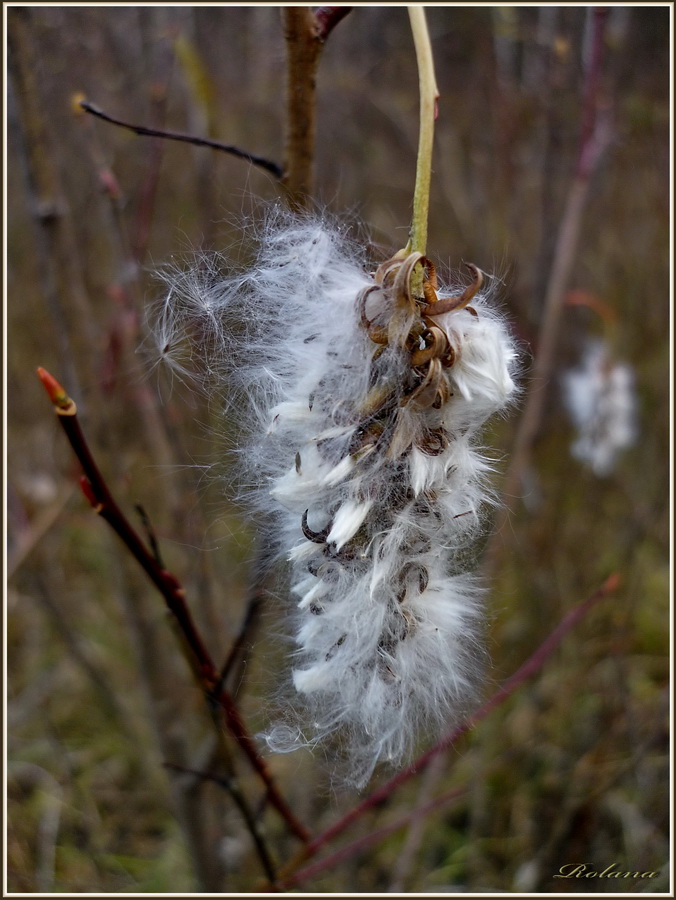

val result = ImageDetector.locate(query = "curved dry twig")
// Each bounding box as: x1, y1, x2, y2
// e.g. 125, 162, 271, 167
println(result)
37, 367, 309, 846
79, 99, 284, 178
164, 762, 278, 885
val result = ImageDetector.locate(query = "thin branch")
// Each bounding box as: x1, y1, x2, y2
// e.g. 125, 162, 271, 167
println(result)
275, 573, 620, 887
164, 763, 278, 886
388, 752, 447, 891
79, 99, 284, 178
134, 504, 165, 568
37, 367, 309, 845
288, 785, 466, 889
216, 536, 273, 694
28, 570, 135, 735
7, 483, 75, 579
130, 18, 175, 265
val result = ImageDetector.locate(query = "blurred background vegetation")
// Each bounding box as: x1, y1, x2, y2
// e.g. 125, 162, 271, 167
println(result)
6, 5, 670, 894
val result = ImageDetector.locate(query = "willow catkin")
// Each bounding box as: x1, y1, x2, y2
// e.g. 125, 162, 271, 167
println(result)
562, 339, 636, 477
153, 211, 519, 786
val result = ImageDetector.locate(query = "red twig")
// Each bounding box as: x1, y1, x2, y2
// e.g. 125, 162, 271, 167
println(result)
275, 573, 620, 887
577, 7, 610, 179
37, 367, 309, 844
287, 785, 465, 888
79, 99, 284, 178
313, 6, 352, 41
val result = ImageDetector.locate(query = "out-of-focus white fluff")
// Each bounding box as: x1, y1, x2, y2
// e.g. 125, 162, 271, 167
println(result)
152, 209, 519, 787
562, 339, 637, 477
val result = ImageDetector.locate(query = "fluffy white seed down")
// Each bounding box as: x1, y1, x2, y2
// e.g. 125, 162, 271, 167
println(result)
153, 210, 519, 786
562, 339, 637, 477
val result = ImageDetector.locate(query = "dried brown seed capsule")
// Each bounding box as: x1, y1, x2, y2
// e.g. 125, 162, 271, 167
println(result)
417, 426, 449, 456
403, 358, 449, 410
424, 263, 484, 317
397, 563, 430, 602
358, 284, 390, 345
410, 325, 449, 367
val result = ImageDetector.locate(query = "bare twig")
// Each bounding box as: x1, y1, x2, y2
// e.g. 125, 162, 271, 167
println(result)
74, 87, 194, 517
79, 99, 284, 178
134, 504, 165, 567
37, 367, 309, 845
164, 763, 278, 885
387, 752, 447, 891
130, 15, 175, 265
217, 536, 273, 695
7, 484, 75, 579
288, 785, 466, 889
274, 573, 620, 887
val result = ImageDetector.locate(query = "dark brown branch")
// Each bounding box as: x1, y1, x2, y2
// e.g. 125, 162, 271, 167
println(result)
281, 7, 351, 208
165, 763, 278, 886
134, 503, 165, 568
79, 99, 284, 178
275, 573, 620, 888
282, 8, 322, 209
218, 591, 264, 691
37, 367, 309, 845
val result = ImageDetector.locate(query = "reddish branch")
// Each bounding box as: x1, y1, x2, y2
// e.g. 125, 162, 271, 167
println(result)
289, 785, 465, 887
274, 573, 620, 888
37, 367, 309, 844
576, 7, 611, 180
79, 99, 284, 178
314, 6, 353, 41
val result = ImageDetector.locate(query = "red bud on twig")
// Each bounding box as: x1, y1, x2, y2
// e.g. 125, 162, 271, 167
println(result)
37, 366, 75, 414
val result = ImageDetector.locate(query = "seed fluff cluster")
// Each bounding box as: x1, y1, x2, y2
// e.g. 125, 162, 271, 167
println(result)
153, 211, 519, 786
562, 339, 637, 477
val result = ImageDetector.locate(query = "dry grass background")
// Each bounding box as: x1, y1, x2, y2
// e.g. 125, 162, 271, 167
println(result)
6, 5, 670, 894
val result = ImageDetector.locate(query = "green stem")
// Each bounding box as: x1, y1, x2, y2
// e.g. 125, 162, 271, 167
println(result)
406, 7, 439, 259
